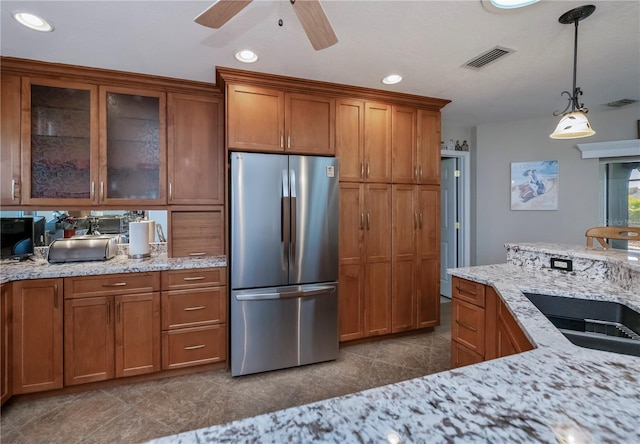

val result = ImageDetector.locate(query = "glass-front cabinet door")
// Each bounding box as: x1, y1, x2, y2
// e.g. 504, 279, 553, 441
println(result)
100, 86, 166, 206
21, 78, 99, 205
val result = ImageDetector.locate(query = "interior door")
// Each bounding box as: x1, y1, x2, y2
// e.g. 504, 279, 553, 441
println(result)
440, 157, 458, 297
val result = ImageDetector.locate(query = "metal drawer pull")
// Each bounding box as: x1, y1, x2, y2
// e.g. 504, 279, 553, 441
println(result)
456, 319, 478, 332
103, 282, 127, 287
188, 252, 207, 256
184, 344, 205, 350
183, 306, 206, 311
183, 276, 205, 281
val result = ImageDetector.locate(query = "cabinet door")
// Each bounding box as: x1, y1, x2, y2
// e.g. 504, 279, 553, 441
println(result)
285, 93, 335, 155
169, 209, 224, 258
115, 292, 160, 377
364, 102, 392, 183
417, 109, 441, 184
100, 86, 166, 205
364, 184, 392, 336
21, 77, 99, 206
416, 186, 440, 328
338, 183, 365, 341
1, 75, 21, 206
494, 290, 533, 358
336, 99, 364, 182
12, 279, 63, 394
1, 283, 11, 405
64, 296, 114, 385
168, 93, 224, 205
391, 185, 417, 332
391, 106, 417, 184
227, 84, 284, 152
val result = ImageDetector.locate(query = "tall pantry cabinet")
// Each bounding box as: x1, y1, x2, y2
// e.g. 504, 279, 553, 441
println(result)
336, 91, 448, 342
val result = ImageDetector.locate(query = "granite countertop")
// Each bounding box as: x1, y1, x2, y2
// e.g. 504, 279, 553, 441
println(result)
0, 253, 227, 284
150, 246, 640, 443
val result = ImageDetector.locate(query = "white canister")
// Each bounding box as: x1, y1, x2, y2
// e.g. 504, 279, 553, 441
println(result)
129, 222, 151, 258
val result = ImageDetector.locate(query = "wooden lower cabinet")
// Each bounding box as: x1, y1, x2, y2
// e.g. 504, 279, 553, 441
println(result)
63, 274, 161, 385
391, 185, 440, 333
160, 268, 227, 370
451, 277, 533, 368
115, 293, 161, 378
169, 208, 224, 258
64, 296, 114, 385
338, 183, 392, 340
1, 283, 11, 405
162, 324, 226, 370
12, 279, 63, 394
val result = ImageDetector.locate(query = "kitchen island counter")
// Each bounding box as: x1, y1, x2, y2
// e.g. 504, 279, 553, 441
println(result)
0, 253, 226, 284
150, 244, 640, 443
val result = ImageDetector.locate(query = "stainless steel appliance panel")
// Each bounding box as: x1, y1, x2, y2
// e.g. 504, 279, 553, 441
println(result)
230, 152, 289, 289
288, 155, 339, 285
231, 283, 338, 376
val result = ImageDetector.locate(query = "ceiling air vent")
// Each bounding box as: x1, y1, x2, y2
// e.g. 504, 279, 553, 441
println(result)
606, 99, 637, 108
462, 46, 515, 70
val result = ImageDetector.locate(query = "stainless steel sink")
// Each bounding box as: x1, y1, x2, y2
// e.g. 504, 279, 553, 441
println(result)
523, 293, 640, 357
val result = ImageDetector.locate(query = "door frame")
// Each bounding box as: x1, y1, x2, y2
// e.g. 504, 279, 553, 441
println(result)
440, 150, 471, 268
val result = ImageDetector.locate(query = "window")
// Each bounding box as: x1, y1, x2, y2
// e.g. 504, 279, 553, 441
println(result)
602, 159, 640, 250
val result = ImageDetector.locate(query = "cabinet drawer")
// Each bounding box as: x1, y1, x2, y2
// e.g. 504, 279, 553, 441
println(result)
451, 340, 483, 368
162, 268, 226, 291
452, 276, 486, 307
452, 298, 485, 355
161, 287, 226, 330
162, 324, 226, 370
64, 273, 160, 299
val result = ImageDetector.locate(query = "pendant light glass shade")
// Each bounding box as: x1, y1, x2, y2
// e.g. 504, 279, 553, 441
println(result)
549, 111, 596, 139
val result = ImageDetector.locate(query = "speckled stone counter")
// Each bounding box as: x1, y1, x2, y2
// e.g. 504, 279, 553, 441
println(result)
0, 252, 226, 284
149, 244, 640, 444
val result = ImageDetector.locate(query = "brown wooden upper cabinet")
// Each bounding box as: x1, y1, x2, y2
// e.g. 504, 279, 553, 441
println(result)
336, 100, 394, 183
167, 93, 224, 205
19, 77, 167, 206
1, 75, 22, 206
392, 107, 441, 185
417, 109, 441, 184
226, 83, 335, 155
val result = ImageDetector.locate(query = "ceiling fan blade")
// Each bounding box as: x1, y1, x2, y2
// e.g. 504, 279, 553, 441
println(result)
194, 0, 253, 29
291, 0, 338, 51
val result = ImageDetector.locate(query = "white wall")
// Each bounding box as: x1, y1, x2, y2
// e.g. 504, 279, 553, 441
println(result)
474, 105, 640, 265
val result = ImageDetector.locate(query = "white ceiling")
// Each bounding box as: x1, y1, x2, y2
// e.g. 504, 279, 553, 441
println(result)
1, 1, 639, 129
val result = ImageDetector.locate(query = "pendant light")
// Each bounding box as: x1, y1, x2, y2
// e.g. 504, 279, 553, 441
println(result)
549, 5, 596, 139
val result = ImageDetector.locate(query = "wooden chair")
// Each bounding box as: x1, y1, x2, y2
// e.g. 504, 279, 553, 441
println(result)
585, 226, 640, 249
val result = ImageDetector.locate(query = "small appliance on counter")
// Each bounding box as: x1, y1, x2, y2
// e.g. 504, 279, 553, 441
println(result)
47, 235, 118, 263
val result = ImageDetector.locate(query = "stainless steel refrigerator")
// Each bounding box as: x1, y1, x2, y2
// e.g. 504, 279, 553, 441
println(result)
230, 152, 339, 376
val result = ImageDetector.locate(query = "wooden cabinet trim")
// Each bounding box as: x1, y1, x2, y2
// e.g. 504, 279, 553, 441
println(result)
216, 66, 450, 111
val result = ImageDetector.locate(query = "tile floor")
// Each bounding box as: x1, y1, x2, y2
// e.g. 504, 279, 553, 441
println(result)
0, 300, 451, 444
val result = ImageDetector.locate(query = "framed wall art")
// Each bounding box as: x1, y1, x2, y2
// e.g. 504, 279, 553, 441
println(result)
510, 160, 559, 210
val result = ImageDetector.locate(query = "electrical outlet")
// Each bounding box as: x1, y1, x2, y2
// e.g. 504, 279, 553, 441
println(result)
550, 257, 573, 272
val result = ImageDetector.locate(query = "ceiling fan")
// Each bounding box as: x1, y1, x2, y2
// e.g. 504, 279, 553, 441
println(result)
194, 0, 338, 51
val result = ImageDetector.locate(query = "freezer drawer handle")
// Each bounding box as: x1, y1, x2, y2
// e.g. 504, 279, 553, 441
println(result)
235, 286, 336, 301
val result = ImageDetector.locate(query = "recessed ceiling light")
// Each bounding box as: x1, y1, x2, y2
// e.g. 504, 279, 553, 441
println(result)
382, 74, 402, 85
12, 11, 54, 32
490, 0, 539, 9
235, 50, 258, 63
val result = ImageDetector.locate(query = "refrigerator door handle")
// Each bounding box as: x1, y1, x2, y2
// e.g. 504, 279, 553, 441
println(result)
235, 285, 336, 301
290, 169, 297, 263
282, 169, 290, 262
